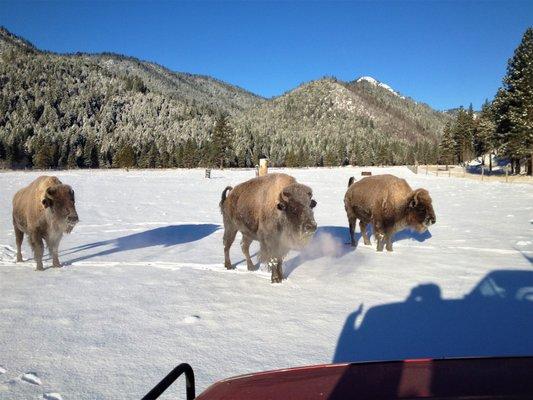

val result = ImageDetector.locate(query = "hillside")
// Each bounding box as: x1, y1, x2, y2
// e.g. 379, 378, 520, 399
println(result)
0, 27, 451, 169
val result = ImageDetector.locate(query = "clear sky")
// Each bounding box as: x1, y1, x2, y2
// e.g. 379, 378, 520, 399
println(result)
1, 1, 532, 110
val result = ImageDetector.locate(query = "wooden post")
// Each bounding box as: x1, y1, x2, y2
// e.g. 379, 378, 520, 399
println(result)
259, 158, 268, 176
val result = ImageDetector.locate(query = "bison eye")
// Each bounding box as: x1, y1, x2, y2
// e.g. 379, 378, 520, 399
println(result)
310, 199, 317, 208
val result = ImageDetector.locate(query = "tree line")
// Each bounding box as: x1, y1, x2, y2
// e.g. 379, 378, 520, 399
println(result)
439, 28, 532, 175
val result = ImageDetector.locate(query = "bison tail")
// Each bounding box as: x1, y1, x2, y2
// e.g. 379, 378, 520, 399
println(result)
220, 186, 233, 210
348, 177, 355, 187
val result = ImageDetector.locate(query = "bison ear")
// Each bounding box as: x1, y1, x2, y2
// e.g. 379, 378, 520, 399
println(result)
43, 186, 56, 208
310, 199, 317, 208
409, 193, 417, 208
278, 190, 290, 211
47, 186, 57, 197
409, 190, 423, 208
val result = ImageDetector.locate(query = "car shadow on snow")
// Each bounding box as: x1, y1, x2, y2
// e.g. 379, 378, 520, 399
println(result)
332, 269, 533, 364
284, 225, 432, 278
62, 224, 220, 264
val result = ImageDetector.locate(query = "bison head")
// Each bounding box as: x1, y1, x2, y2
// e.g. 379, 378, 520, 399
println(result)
276, 183, 318, 248
42, 184, 79, 233
407, 188, 436, 232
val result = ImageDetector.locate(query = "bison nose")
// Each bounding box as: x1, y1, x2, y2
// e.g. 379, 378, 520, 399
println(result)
68, 215, 79, 224
428, 217, 436, 225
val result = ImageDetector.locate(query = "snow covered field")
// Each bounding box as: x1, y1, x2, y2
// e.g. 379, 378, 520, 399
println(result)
0, 167, 532, 399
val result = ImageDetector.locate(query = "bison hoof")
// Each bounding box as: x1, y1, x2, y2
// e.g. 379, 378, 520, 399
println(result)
35, 266, 44, 271
53, 263, 62, 268
364, 241, 371, 246
271, 277, 283, 284
350, 241, 356, 247
247, 263, 257, 271
16, 256, 23, 262
224, 263, 235, 270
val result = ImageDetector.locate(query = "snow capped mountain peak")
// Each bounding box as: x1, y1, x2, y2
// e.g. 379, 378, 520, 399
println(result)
356, 76, 405, 99
357, 76, 378, 84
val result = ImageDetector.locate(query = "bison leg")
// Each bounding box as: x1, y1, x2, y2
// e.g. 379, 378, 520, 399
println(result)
223, 226, 237, 270
268, 258, 283, 283
46, 238, 62, 268
376, 234, 385, 252
385, 233, 393, 252
360, 221, 371, 246
14, 225, 24, 262
241, 234, 257, 271
348, 218, 357, 247
29, 234, 44, 271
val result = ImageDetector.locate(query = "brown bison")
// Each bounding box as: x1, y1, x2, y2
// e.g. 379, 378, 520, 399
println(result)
220, 173, 317, 283
344, 174, 435, 251
12, 176, 79, 270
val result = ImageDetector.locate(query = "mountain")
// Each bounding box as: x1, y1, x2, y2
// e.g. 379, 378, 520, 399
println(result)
0, 27, 451, 169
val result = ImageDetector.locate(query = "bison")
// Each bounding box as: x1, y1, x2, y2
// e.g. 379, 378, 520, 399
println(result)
12, 176, 79, 270
220, 173, 318, 283
344, 174, 435, 251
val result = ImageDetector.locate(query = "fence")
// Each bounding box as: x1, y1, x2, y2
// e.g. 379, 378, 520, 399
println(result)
414, 165, 532, 184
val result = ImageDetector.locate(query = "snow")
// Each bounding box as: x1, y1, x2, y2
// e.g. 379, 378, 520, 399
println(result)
0, 167, 532, 399
356, 76, 406, 99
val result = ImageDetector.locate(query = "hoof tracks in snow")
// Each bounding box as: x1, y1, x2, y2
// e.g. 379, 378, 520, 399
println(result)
21, 372, 42, 386
182, 315, 201, 324
43, 393, 63, 400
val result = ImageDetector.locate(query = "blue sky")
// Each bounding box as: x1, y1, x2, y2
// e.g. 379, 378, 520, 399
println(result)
1, 1, 532, 110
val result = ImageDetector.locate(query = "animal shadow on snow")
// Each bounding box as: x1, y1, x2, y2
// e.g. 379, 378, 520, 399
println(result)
284, 225, 432, 278
332, 269, 533, 365
63, 224, 219, 264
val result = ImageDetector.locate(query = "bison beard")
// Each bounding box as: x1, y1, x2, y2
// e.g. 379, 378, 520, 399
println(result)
220, 173, 317, 283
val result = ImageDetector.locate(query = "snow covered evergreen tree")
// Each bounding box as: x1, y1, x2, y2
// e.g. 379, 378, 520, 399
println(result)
439, 121, 456, 164
474, 100, 496, 171
492, 28, 533, 174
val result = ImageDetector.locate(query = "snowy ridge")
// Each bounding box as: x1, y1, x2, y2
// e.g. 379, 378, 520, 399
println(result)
356, 76, 406, 99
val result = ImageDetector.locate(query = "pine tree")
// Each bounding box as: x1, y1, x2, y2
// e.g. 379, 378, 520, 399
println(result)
211, 114, 233, 168
82, 136, 100, 168
113, 144, 136, 168
439, 121, 456, 164
493, 28, 533, 174
474, 100, 496, 171
452, 107, 475, 164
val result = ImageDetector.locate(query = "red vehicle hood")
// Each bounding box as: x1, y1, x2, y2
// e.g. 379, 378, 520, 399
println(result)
197, 357, 533, 400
